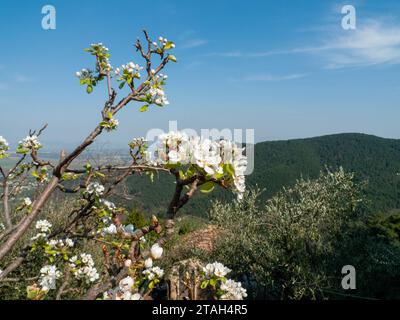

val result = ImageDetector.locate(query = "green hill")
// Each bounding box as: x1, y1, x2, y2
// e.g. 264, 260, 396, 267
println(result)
125, 133, 400, 216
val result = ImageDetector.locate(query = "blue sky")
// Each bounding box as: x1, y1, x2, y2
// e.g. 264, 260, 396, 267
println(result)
0, 0, 399, 149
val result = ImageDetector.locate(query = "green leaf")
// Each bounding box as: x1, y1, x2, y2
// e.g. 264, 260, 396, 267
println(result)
164, 41, 174, 50
86, 85, 93, 94
148, 281, 154, 289
168, 55, 177, 62
200, 181, 216, 194
139, 104, 149, 112
119, 81, 125, 89
210, 278, 217, 286
95, 172, 106, 178
200, 280, 209, 289
149, 171, 154, 183
224, 163, 235, 176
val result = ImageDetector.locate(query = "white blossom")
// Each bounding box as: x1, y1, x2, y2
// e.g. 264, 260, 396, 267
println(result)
150, 243, 163, 260
90, 43, 112, 72
75, 68, 90, 79
220, 279, 247, 300
18, 135, 42, 152
143, 266, 164, 281
203, 262, 231, 279
149, 86, 169, 106
69, 253, 99, 283
65, 238, 74, 247
119, 276, 134, 292
152, 132, 247, 200
102, 223, 117, 235
24, 197, 32, 206
103, 276, 142, 300
0, 136, 9, 157
35, 220, 52, 234
86, 182, 105, 197
131, 293, 142, 300
31, 233, 48, 241
0, 136, 9, 147
144, 257, 153, 269
39, 265, 62, 291
115, 62, 143, 78
100, 199, 116, 211
124, 259, 132, 268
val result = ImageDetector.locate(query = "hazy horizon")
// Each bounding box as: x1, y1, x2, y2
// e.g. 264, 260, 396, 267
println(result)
1, 0, 400, 147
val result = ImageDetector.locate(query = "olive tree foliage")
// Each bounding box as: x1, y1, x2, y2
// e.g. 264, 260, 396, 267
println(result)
209, 168, 364, 299
0, 31, 248, 300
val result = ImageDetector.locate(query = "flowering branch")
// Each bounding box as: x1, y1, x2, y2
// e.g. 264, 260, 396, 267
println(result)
0, 30, 176, 262
0, 30, 248, 301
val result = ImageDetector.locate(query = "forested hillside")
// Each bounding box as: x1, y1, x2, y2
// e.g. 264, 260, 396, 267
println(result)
125, 133, 400, 216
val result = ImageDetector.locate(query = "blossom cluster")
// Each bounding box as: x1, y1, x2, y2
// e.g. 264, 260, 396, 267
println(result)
75, 68, 91, 79
17, 135, 42, 154
102, 242, 164, 300
149, 86, 169, 106
39, 265, 62, 291
36, 220, 52, 233
115, 62, 143, 81
87, 43, 112, 73
100, 199, 116, 212
220, 279, 248, 300
86, 182, 105, 197
142, 266, 164, 281
203, 262, 231, 279
69, 253, 100, 284
24, 197, 32, 207
101, 118, 119, 132
76, 43, 112, 94
47, 238, 74, 249
103, 276, 142, 300
152, 36, 176, 50
31, 219, 52, 241
201, 261, 247, 300
0, 135, 9, 158
152, 131, 247, 199
102, 223, 117, 236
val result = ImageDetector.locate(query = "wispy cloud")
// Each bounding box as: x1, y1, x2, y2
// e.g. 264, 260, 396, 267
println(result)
228, 73, 309, 82
318, 20, 400, 68
204, 46, 324, 58
178, 30, 208, 49
205, 19, 400, 69
181, 39, 208, 49
242, 73, 309, 82
14, 73, 32, 83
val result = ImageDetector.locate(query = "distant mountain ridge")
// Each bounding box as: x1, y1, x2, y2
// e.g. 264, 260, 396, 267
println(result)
248, 133, 400, 212
125, 133, 400, 216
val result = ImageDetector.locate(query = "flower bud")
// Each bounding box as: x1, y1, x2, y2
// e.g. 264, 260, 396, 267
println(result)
144, 257, 153, 269
150, 243, 163, 260
124, 259, 132, 268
